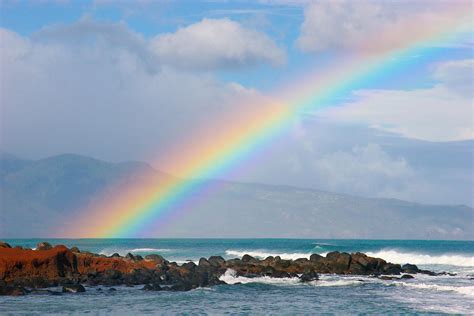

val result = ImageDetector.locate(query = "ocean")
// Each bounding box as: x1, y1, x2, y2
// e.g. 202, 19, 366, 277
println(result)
1, 239, 473, 315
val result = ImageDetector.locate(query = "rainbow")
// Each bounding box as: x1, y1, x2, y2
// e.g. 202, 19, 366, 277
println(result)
73, 6, 472, 237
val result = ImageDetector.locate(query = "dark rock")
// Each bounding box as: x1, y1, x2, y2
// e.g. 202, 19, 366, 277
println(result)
36, 242, 53, 251
62, 284, 86, 293
0, 284, 28, 296
70, 247, 80, 253
300, 270, 319, 282
379, 276, 399, 280
108, 288, 117, 292
142, 283, 162, 291
0, 241, 12, 248
401, 264, 419, 274
125, 253, 135, 261
182, 261, 197, 271
310, 253, 324, 262
401, 274, 414, 279
169, 281, 194, 291
242, 254, 259, 264
14, 246, 23, 250
104, 269, 123, 280
145, 254, 166, 264
208, 256, 226, 267
110, 253, 121, 258
199, 258, 211, 267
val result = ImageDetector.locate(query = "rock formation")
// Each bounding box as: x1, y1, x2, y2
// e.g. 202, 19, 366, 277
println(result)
0, 242, 436, 296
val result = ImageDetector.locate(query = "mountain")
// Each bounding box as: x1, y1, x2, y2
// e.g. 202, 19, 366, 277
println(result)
0, 152, 472, 239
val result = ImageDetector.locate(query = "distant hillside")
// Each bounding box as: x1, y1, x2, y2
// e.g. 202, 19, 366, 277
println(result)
1, 152, 472, 239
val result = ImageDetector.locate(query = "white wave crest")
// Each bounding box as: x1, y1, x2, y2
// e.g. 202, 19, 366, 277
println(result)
395, 282, 474, 297
366, 250, 474, 267
99, 247, 171, 256
225, 250, 318, 261
129, 248, 171, 253
219, 269, 301, 285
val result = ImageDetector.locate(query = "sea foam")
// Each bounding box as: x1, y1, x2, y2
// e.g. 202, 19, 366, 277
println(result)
366, 250, 474, 267
225, 250, 318, 260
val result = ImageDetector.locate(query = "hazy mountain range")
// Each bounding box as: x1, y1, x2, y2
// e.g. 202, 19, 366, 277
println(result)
0, 152, 472, 239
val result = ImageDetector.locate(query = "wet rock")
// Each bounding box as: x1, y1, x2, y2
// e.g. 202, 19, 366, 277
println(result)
108, 287, 117, 292
0, 241, 12, 248
208, 256, 226, 267
145, 254, 166, 264
142, 283, 162, 291
0, 284, 28, 296
379, 276, 399, 280
401, 264, 419, 274
169, 281, 194, 291
62, 284, 86, 293
110, 253, 121, 258
36, 242, 53, 251
299, 270, 319, 282
242, 254, 259, 264
401, 274, 414, 279
125, 253, 135, 260
199, 258, 211, 267
310, 253, 324, 262
70, 247, 80, 253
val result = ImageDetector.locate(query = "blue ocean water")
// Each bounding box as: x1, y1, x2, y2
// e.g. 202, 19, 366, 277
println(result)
1, 239, 473, 315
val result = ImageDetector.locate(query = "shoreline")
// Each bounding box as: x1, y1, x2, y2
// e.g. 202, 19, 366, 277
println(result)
0, 241, 445, 296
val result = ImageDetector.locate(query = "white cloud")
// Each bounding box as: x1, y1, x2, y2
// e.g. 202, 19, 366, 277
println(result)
312, 143, 415, 198
297, 0, 471, 53
151, 18, 286, 70
0, 24, 261, 162
323, 59, 474, 142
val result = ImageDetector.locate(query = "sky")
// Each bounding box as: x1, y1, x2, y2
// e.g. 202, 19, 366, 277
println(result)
0, 0, 473, 207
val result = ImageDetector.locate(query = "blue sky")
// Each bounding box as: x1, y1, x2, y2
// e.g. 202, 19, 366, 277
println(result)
1, 0, 473, 206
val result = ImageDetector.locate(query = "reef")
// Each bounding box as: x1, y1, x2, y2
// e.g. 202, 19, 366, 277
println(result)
0, 241, 440, 296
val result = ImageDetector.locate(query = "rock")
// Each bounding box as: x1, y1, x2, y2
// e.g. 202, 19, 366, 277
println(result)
142, 283, 162, 291
110, 253, 121, 258
62, 284, 86, 293
379, 276, 399, 280
242, 254, 259, 264
145, 254, 165, 264
0, 241, 12, 248
125, 253, 135, 261
401, 274, 414, 279
108, 287, 117, 292
0, 284, 28, 296
14, 246, 23, 250
310, 253, 323, 262
199, 258, 211, 267
208, 256, 226, 267
36, 242, 53, 251
401, 264, 419, 274
299, 270, 319, 282
326, 252, 351, 272
70, 247, 80, 253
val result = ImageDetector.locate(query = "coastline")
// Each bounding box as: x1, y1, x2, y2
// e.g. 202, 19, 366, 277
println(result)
0, 241, 440, 296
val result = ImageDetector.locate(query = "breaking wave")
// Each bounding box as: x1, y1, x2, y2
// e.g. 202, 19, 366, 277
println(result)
225, 250, 318, 260
99, 247, 171, 256
365, 250, 474, 267
395, 282, 474, 297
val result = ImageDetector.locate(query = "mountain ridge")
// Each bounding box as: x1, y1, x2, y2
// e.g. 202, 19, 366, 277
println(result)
1, 152, 472, 239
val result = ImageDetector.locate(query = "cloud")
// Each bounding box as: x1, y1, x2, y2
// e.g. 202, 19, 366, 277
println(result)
151, 18, 286, 70
296, 0, 471, 53
0, 24, 261, 162
312, 143, 415, 198
323, 59, 474, 142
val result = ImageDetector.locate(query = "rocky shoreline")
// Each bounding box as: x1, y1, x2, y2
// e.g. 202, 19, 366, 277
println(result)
0, 241, 445, 296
